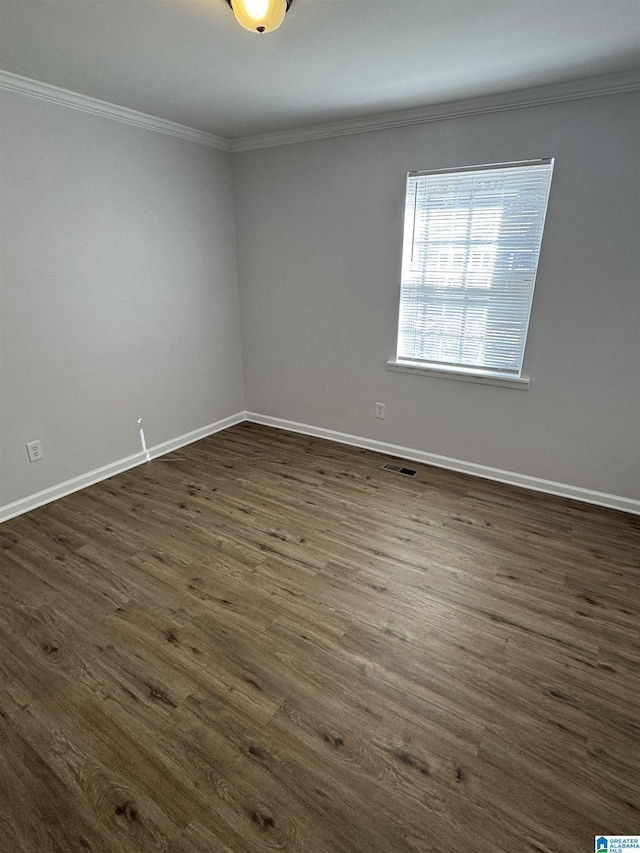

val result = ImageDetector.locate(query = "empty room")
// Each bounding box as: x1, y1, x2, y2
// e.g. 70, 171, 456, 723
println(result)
1, 1, 639, 851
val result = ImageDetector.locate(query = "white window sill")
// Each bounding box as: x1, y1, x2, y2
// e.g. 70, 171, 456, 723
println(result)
386, 360, 531, 390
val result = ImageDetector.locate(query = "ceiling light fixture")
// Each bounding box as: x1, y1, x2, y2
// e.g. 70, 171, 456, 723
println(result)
226, 0, 292, 34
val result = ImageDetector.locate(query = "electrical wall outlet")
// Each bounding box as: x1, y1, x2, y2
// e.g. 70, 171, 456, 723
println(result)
375, 402, 386, 419
26, 440, 44, 462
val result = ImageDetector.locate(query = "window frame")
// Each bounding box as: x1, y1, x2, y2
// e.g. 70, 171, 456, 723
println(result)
388, 158, 554, 389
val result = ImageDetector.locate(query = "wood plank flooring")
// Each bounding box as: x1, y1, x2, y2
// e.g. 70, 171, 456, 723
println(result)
0, 422, 639, 852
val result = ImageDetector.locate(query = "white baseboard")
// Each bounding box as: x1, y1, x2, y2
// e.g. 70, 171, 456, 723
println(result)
0, 412, 245, 524
2, 410, 638, 522
245, 412, 640, 516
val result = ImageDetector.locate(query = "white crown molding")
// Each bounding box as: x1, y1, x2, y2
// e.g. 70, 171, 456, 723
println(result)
0, 412, 245, 524
245, 412, 640, 516
0, 70, 231, 151
3, 67, 639, 154
231, 69, 640, 151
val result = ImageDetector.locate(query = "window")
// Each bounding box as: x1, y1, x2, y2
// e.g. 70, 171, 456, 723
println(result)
391, 159, 554, 385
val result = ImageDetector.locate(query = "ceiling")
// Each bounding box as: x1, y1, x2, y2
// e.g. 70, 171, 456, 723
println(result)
1, 0, 639, 140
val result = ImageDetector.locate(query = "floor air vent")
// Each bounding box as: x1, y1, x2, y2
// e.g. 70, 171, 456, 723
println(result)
381, 462, 418, 478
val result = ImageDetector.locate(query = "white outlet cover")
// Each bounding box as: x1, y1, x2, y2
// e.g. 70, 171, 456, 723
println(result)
26, 440, 44, 462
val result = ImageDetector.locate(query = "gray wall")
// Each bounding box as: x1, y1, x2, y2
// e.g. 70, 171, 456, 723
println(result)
2, 87, 638, 512
233, 92, 640, 501
0, 91, 244, 507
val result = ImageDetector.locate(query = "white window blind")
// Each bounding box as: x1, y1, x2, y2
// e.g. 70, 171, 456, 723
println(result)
396, 159, 554, 377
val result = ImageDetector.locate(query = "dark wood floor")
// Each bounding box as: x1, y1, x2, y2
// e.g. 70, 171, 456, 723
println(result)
0, 423, 638, 853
